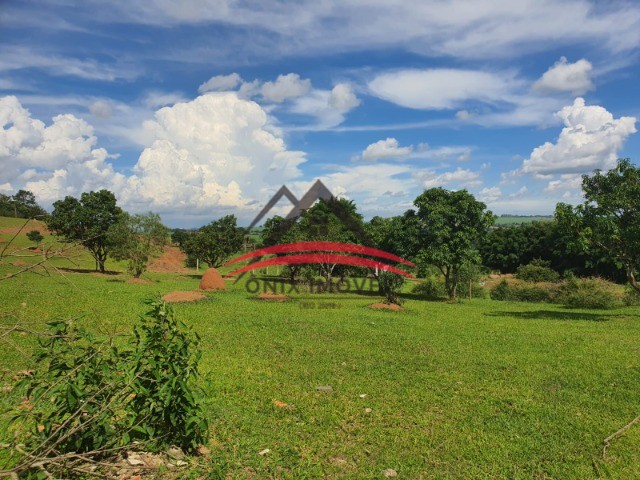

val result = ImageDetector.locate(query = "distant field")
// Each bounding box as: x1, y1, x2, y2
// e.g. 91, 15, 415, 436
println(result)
494, 215, 554, 226
1, 216, 640, 479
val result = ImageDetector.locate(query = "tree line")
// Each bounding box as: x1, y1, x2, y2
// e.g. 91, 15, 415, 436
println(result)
10, 158, 640, 301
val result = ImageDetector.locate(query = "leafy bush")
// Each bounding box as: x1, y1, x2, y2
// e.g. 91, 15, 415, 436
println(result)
26, 230, 43, 247
555, 277, 617, 309
378, 270, 405, 305
10, 299, 208, 475
412, 277, 447, 299
490, 279, 554, 303
623, 284, 640, 306
515, 259, 560, 283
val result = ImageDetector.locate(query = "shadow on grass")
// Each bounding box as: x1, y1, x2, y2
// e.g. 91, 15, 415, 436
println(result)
57, 267, 121, 275
486, 309, 618, 322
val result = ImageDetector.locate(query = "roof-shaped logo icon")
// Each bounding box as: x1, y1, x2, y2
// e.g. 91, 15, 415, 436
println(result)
248, 179, 334, 229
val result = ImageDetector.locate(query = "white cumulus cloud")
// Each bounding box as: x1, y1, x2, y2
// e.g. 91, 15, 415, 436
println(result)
415, 168, 482, 189
533, 57, 594, 95
198, 73, 242, 94
359, 138, 413, 161
0, 94, 307, 224
290, 82, 360, 128
368, 68, 517, 110
261, 73, 311, 103
522, 97, 637, 175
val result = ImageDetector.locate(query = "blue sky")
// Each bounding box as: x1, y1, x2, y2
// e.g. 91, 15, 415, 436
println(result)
1, 0, 639, 227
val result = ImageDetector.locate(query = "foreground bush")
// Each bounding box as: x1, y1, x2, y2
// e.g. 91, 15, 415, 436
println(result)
378, 270, 405, 305
623, 284, 640, 306
412, 277, 447, 299
9, 300, 208, 477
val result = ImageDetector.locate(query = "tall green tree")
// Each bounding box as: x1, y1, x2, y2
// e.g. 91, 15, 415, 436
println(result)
556, 159, 640, 293
0, 190, 47, 219
108, 212, 169, 278
181, 215, 244, 268
47, 190, 123, 273
413, 188, 495, 301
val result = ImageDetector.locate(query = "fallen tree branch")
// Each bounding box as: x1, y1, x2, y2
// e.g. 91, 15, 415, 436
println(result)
603, 414, 640, 458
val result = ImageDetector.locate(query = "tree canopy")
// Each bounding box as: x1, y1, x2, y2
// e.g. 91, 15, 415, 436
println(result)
108, 212, 169, 278
413, 188, 495, 300
556, 159, 640, 292
181, 215, 245, 268
0, 190, 47, 219
46, 190, 123, 273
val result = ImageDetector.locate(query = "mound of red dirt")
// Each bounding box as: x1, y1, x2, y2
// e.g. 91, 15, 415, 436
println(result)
148, 246, 192, 274
199, 268, 227, 291
257, 293, 289, 301
369, 302, 403, 311
162, 291, 206, 303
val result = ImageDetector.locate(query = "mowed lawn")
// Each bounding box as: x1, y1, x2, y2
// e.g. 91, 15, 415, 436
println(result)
1, 220, 640, 479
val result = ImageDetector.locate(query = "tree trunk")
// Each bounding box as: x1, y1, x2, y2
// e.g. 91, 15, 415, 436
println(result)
628, 265, 640, 293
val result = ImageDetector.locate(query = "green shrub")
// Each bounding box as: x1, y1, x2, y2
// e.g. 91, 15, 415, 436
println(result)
10, 299, 208, 476
623, 284, 640, 306
490, 279, 553, 303
555, 278, 617, 309
412, 277, 447, 299
378, 270, 405, 305
515, 259, 560, 283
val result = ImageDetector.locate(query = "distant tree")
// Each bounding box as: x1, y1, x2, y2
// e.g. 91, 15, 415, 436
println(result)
26, 230, 44, 248
181, 215, 244, 268
47, 190, 123, 273
296, 198, 369, 286
413, 188, 495, 301
171, 229, 191, 248
108, 212, 169, 278
556, 159, 640, 293
0, 190, 47, 219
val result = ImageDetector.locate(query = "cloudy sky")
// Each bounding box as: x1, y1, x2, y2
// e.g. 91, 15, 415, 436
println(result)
1, 0, 639, 227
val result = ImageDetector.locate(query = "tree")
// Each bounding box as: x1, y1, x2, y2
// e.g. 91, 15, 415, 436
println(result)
556, 159, 640, 293
26, 230, 44, 249
108, 212, 169, 278
412, 188, 495, 301
0, 190, 47, 219
181, 215, 244, 268
46, 190, 123, 273
296, 198, 369, 286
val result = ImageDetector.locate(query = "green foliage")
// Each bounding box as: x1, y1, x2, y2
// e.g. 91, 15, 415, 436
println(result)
11, 300, 208, 469
12, 320, 126, 455
378, 270, 405, 305
623, 284, 640, 306
555, 277, 617, 310
171, 228, 191, 248
515, 259, 560, 283
412, 188, 495, 300
181, 215, 244, 268
490, 280, 554, 303
0, 190, 47, 219
411, 277, 447, 299
46, 190, 123, 273
108, 212, 169, 278
127, 300, 208, 451
556, 159, 640, 294
26, 230, 43, 247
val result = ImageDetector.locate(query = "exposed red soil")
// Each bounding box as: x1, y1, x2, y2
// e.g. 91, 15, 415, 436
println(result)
162, 291, 206, 303
199, 268, 227, 291
148, 246, 192, 274
257, 293, 289, 301
369, 302, 403, 311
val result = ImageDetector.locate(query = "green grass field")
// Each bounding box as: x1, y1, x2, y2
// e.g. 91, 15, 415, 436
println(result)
2, 217, 640, 479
